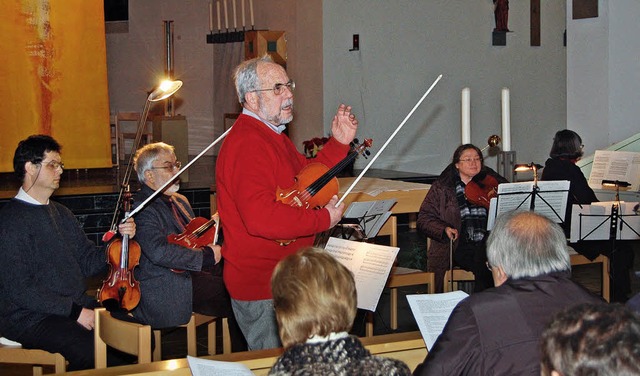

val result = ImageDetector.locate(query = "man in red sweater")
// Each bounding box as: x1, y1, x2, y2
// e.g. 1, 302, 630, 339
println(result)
216, 55, 359, 349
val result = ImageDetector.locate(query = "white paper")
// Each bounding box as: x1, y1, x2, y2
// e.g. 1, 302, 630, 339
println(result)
570, 201, 640, 242
343, 199, 397, 238
588, 150, 640, 191
324, 237, 399, 312
187, 355, 255, 376
406, 291, 469, 351
492, 180, 569, 224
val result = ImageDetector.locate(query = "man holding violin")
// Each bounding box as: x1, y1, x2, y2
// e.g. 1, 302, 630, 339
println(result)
130, 142, 244, 349
216, 55, 359, 350
0, 134, 137, 370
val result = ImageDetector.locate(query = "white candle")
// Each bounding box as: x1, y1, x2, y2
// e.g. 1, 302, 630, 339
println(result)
241, 0, 245, 27
232, 0, 237, 29
501, 87, 511, 152
461, 87, 471, 144
249, 0, 254, 27
216, 1, 221, 30
223, 0, 229, 29
209, 2, 213, 32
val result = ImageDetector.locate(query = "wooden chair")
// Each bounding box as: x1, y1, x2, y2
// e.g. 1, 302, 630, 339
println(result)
0, 337, 66, 375
115, 111, 153, 163
152, 313, 230, 361
365, 216, 436, 336
443, 269, 476, 292
94, 308, 152, 369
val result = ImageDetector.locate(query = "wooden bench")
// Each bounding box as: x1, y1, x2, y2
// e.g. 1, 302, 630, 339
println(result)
61, 331, 426, 376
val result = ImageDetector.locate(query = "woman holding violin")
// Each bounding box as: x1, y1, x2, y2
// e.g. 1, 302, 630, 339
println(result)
129, 143, 241, 340
417, 144, 508, 293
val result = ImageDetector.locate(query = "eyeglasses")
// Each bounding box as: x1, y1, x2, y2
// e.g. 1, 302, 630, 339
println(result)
249, 79, 295, 96
151, 161, 182, 171
459, 157, 482, 164
38, 160, 64, 170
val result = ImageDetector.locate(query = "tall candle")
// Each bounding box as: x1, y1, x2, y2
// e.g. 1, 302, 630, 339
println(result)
249, 0, 254, 27
223, 0, 229, 29
501, 87, 511, 152
232, 0, 237, 29
241, 0, 245, 27
461, 87, 471, 144
209, 2, 213, 32
216, 1, 221, 30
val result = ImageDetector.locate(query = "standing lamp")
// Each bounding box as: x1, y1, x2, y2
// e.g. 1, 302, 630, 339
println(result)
601, 179, 631, 202
105, 79, 183, 241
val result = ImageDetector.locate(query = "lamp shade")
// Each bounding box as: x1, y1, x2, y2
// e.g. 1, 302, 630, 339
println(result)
148, 79, 183, 102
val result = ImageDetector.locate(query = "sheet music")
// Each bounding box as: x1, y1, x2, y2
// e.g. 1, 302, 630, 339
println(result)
406, 291, 469, 350
491, 180, 569, 225
187, 355, 255, 376
570, 201, 640, 242
324, 237, 399, 312
343, 199, 396, 238
588, 150, 640, 191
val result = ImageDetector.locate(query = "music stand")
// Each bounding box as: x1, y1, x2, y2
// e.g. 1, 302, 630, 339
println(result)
571, 200, 640, 298
487, 180, 570, 230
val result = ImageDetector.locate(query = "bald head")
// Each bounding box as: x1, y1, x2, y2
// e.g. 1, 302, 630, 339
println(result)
487, 211, 570, 279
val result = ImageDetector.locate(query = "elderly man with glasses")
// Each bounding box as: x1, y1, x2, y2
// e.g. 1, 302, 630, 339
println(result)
130, 142, 245, 350
216, 55, 359, 350
413, 211, 603, 376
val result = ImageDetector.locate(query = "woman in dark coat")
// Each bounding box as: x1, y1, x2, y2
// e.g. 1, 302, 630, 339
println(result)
541, 129, 633, 302
417, 144, 508, 293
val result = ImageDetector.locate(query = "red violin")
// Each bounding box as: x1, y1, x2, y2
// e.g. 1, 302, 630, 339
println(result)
167, 214, 219, 273
464, 172, 500, 209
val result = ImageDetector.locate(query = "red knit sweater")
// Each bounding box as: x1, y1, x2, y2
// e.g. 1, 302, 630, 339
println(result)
216, 114, 350, 300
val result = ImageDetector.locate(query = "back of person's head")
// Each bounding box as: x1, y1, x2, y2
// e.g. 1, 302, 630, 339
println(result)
133, 142, 175, 183
549, 129, 583, 160
271, 247, 357, 348
13, 134, 61, 181
541, 302, 640, 376
487, 210, 570, 279
233, 54, 274, 105
451, 143, 484, 166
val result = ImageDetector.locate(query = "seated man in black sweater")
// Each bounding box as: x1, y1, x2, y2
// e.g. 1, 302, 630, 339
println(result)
0, 134, 136, 370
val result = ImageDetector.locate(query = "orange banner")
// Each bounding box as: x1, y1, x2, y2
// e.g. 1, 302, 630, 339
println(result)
0, 0, 111, 172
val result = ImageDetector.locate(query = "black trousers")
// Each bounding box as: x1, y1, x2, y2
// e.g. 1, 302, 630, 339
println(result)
15, 311, 139, 371
192, 264, 248, 352
571, 239, 635, 302
453, 240, 494, 292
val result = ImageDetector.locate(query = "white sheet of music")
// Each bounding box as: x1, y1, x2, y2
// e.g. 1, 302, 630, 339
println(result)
406, 291, 469, 350
324, 237, 399, 312
343, 199, 396, 238
488, 181, 569, 227
588, 150, 640, 191
187, 355, 255, 376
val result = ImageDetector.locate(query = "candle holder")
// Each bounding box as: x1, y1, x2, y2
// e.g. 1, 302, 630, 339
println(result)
497, 151, 516, 182
206, 28, 247, 44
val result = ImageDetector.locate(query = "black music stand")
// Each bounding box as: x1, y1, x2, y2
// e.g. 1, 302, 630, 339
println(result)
571, 200, 640, 299
488, 180, 570, 230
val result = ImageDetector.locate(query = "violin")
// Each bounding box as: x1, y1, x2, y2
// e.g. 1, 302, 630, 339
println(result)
98, 188, 141, 311
464, 171, 500, 209
167, 214, 219, 273
275, 138, 373, 245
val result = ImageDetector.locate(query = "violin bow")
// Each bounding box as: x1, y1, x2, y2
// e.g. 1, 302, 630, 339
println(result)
121, 126, 233, 222
336, 74, 443, 207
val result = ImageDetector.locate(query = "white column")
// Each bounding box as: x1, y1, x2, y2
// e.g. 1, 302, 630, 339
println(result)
461, 87, 471, 144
